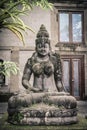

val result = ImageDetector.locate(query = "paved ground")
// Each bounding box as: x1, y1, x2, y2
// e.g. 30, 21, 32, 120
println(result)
77, 101, 87, 118
0, 102, 8, 119
0, 101, 87, 119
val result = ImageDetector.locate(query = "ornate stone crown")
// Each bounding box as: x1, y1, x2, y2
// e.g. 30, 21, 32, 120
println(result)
37, 24, 49, 38
35, 24, 50, 47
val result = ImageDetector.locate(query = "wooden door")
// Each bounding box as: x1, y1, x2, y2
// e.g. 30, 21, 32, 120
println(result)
61, 55, 85, 99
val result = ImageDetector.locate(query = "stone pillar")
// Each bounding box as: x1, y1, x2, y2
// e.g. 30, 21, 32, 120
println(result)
50, 7, 58, 47
10, 47, 19, 93
84, 54, 87, 97
84, 9, 87, 45
84, 9, 87, 98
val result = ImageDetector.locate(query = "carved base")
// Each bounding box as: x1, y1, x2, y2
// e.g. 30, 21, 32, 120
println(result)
8, 103, 78, 125
20, 116, 78, 125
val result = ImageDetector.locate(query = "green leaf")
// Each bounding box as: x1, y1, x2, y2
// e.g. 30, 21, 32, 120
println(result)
0, 0, 7, 7
0, 61, 20, 77
8, 26, 25, 45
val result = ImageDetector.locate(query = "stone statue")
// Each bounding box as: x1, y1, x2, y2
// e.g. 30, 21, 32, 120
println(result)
22, 24, 64, 93
8, 25, 78, 125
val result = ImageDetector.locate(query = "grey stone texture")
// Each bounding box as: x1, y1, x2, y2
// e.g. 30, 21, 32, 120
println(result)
7, 25, 78, 125
8, 95, 78, 125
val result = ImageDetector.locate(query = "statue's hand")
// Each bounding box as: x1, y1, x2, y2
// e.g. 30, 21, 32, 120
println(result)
32, 87, 43, 92
57, 81, 64, 92
27, 87, 43, 93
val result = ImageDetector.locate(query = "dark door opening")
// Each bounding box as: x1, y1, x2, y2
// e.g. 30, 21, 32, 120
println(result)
61, 55, 85, 100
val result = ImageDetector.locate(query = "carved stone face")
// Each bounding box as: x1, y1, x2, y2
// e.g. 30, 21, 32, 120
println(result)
36, 42, 50, 57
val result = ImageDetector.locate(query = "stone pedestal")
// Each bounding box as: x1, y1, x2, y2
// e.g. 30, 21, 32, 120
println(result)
19, 104, 78, 125
8, 93, 78, 125
8, 25, 78, 126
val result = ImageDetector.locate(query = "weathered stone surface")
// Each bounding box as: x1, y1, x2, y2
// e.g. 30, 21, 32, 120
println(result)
8, 102, 78, 125
17, 103, 77, 117
19, 108, 77, 118
8, 25, 78, 125
45, 116, 78, 125
11, 115, 78, 125
8, 92, 77, 109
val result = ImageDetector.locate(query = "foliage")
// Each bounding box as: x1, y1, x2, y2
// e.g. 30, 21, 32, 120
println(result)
0, 61, 19, 76
0, 0, 53, 45
9, 112, 24, 124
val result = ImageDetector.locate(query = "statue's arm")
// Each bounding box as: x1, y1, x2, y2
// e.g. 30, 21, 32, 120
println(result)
22, 59, 32, 90
22, 58, 42, 92
54, 53, 64, 92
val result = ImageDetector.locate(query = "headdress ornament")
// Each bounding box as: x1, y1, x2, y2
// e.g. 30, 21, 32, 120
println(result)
36, 24, 50, 47
36, 24, 49, 38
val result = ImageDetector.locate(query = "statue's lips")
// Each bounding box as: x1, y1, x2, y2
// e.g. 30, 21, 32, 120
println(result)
40, 50, 46, 53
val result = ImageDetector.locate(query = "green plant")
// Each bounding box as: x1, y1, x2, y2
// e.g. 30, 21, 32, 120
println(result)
10, 112, 24, 124
0, 61, 19, 76
0, 0, 53, 45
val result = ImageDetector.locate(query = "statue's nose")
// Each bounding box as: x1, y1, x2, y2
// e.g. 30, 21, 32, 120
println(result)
41, 48, 45, 52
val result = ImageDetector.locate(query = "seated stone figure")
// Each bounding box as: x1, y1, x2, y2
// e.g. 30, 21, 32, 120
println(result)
8, 25, 78, 125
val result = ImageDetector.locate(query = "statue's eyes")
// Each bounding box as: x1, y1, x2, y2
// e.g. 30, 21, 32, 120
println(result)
37, 44, 41, 48
39, 44, 42, 48
37, 43, 49, 48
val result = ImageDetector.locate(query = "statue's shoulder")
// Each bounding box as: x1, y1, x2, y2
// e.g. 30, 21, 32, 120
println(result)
50, 51, 61, 63
52, 52, 60, 58
27, 52, 37, 65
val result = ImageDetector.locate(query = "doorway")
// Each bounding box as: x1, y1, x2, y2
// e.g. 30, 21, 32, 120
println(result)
61, 55, 85, 99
